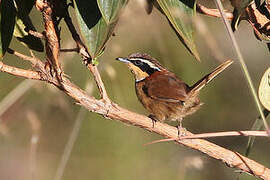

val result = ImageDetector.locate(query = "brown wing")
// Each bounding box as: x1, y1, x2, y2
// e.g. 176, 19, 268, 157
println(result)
145, 73, 190, 103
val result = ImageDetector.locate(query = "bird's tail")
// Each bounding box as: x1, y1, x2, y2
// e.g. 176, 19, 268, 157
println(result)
188, 59, 233, 96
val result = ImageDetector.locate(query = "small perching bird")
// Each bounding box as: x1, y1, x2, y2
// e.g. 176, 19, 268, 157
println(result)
116, 53, 233, 135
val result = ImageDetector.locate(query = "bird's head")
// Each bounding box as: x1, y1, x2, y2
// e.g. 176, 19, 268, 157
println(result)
116, 53, 165, 82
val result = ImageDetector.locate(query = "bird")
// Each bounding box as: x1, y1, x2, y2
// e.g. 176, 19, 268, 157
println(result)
116, 53, 233, 135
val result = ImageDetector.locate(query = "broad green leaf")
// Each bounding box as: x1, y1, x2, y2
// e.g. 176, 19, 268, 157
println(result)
74, 0, 117, 59
97, 0, 128, 24
156, 0, 200, 61
258, 66, 270, 111
230, 0, 253, 31
0, 0, 16, 58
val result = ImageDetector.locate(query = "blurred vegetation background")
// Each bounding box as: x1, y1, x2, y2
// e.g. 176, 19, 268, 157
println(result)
0, 1, 270, 180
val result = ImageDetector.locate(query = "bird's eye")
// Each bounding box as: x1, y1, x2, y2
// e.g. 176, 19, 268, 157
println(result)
133, 60, 143, 66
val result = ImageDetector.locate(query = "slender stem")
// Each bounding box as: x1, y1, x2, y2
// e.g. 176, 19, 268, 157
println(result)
7, 48, 37, 64
179, 130, 268, 139
214, 0, 270, 134
62, 6, 111, 102
87, 64, 111, 102
60, 48, 79, 52
196, 4, 233, 20
0, 61, 41, 80
28, 30, 44, 39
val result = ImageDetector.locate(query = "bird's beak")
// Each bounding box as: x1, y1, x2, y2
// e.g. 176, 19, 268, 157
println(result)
116, 57, 130, 64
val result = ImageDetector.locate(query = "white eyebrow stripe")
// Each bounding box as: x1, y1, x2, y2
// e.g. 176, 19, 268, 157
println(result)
130, 58, 161, 71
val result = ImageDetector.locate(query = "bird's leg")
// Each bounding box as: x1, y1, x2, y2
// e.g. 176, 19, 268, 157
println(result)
177, 118, 187, 137
148, 114, 157, 128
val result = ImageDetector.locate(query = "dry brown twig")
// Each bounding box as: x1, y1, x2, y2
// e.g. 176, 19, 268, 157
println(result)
0, 1, 270, 180
28, 30, 45, 39
36, 0, 62, 77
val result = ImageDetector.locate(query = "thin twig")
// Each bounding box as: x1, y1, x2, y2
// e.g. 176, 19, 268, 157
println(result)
214, 0, 270, 134
87, 64, 111, 102
179, 130, 268, 139
60, 48, 79, 53
28, 30, 45, 39
8, 49, 49, 77
62, 5, 110, 102
62, 5, 112, 103
7, 48, 37, 64
0, 61, 41, 80
196, 4, 234, 20
144, 130, 268, 145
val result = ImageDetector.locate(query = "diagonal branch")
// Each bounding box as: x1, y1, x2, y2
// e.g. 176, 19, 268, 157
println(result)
1, 60, 270, 179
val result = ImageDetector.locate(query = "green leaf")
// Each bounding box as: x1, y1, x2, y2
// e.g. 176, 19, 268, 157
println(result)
0, 0, 16, 58
74, 0, 117, 59
156, 0, 200, 61
258, 66, 270, 111
230, 0, 253, 31
97, 0, 128, 24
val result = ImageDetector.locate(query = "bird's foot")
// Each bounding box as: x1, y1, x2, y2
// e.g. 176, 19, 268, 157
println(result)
148, 115, 157, 128
177, 123, 187, 138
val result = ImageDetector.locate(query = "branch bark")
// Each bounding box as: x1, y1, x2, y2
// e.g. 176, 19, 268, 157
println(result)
1, 59, 270, 179
36, 0, 61, 76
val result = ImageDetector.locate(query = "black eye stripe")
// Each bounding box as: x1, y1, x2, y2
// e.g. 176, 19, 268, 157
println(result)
133, 60, 144, 66
131, 60, 156, 75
